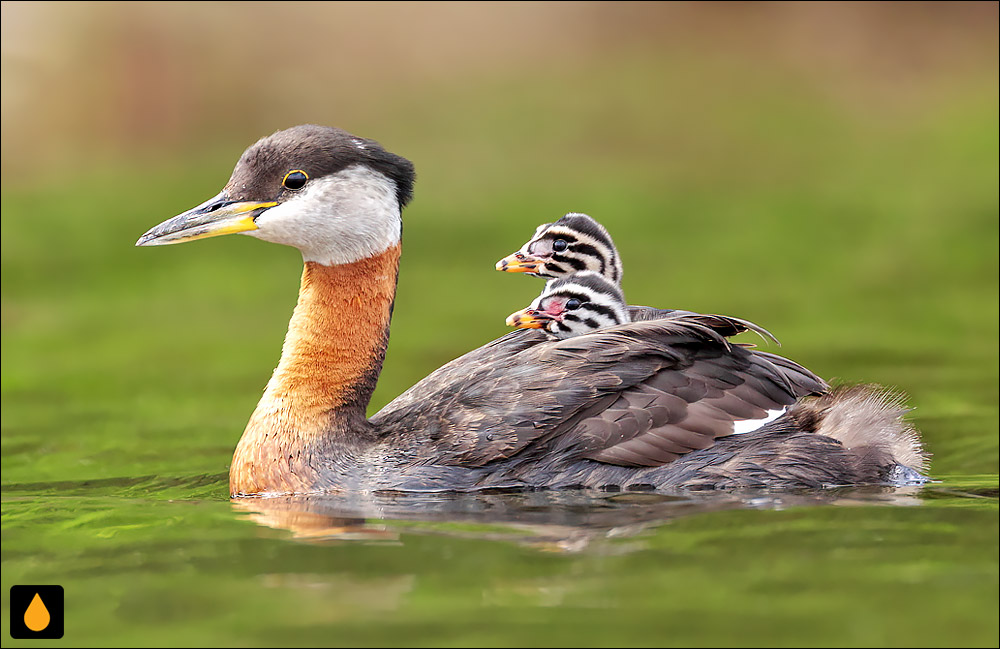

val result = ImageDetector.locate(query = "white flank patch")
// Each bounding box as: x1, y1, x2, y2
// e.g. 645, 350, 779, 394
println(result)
732, 407, 787, 435
249, 165, 401, 266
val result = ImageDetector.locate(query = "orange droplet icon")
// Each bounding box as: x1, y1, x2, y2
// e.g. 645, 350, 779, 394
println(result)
24, 592, 51, 632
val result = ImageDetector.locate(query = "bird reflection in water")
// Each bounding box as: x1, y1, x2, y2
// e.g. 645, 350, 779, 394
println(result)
231, 487, 925, 550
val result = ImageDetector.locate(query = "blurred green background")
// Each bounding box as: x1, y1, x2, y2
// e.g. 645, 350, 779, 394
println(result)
2, 2, 997, 647
3, 1, 996, 478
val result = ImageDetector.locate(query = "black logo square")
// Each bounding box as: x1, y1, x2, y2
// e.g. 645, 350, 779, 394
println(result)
9, 585, 64, 639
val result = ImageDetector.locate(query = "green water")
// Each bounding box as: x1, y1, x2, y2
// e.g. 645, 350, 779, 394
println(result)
1, 477, 996, 647
2, 51, 998, 646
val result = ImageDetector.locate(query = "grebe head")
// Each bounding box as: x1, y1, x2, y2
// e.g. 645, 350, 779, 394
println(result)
495, 212, 622, 282
505, 271, 630, 339
136, 125, 415, 266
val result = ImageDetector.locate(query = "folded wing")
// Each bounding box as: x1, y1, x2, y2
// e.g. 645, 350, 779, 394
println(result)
371, 311, 826, 470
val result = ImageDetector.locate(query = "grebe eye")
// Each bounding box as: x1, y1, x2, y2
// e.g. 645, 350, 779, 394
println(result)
553, 239, 568, 252
282, 170, 309, 190
565, 298, 582, 310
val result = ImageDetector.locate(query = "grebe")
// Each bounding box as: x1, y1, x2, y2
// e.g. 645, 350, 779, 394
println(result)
506, 271, 631, 338
496, 213, 622, 281
137, 125, 927, 495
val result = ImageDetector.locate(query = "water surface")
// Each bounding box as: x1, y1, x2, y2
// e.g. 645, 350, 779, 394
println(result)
2, 474, 996, 647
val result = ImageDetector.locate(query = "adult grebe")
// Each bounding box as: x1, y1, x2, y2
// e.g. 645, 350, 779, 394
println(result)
137, 125, 927, 495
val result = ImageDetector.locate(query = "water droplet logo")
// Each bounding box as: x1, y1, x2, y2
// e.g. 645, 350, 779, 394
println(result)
24, 593, 51, 631
9, 585, 63, 639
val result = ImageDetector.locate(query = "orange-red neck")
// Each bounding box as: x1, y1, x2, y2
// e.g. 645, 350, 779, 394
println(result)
230, 244, 401, 495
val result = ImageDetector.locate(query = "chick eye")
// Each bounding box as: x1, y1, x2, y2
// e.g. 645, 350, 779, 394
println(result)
565, 298, 582, 310
553, 239, 569, 252
282, 170, 309, 190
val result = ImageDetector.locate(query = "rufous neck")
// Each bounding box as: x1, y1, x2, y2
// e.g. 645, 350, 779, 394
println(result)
231, 244, 400, 495
266, 246, 400, 423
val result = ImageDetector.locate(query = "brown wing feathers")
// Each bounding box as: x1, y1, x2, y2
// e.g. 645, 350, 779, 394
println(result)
571, 331, 819, 468
372, 314, 825, 473
562, 317, 824, 468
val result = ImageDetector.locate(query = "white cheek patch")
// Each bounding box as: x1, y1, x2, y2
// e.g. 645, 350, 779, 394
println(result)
249, 166, 401, 266
732, 407, 787, 435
